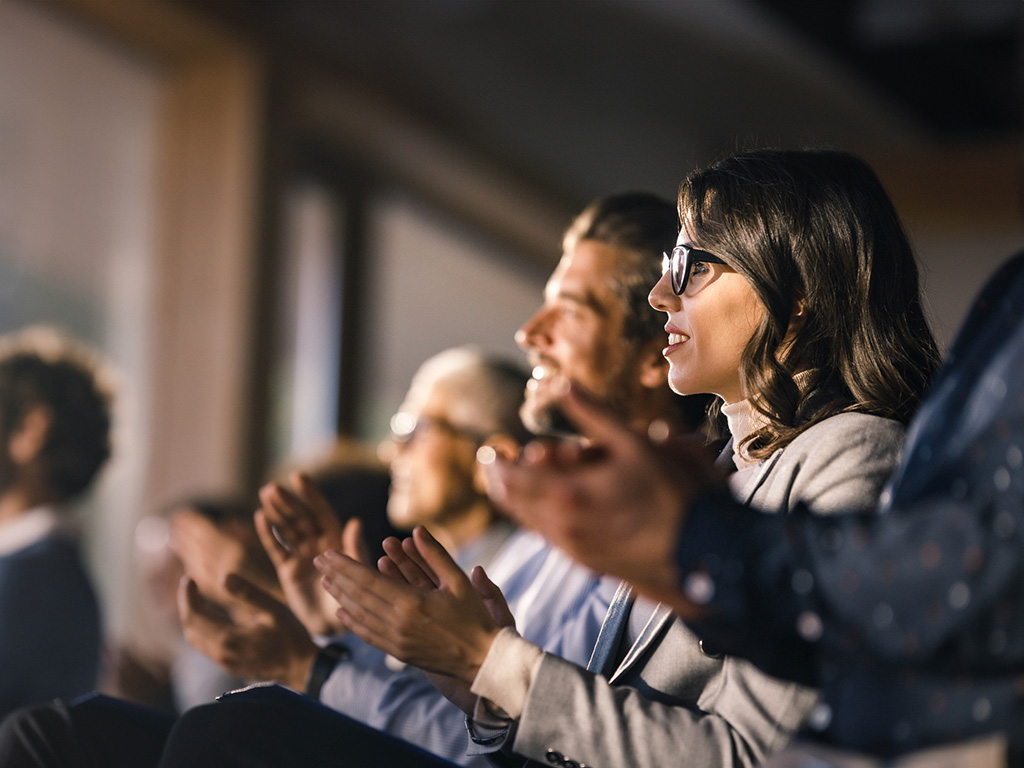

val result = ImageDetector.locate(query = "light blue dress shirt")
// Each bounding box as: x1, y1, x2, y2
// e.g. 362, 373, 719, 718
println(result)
318, 527, 609, 766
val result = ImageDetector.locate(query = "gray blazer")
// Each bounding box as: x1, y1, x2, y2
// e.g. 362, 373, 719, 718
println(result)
509, 412, 906, 768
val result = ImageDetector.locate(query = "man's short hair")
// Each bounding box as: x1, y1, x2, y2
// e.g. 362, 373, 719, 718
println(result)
563, 192, 678, 345
0, 327, 114, 500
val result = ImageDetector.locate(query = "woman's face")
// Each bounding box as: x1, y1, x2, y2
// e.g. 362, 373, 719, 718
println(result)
649, 232, 766, 404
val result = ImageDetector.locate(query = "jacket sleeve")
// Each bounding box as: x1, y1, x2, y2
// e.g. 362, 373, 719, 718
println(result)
511, 650, 817, 768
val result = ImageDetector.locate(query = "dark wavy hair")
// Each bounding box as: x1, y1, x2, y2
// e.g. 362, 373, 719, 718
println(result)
679, 149, 941, 458
0, 327, 114, 499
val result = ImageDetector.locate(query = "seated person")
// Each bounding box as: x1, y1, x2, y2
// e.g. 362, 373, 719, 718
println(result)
0, 327, 113, 720
485, 249, 1024, 757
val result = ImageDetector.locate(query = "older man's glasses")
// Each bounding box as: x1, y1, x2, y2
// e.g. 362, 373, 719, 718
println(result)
664, 245, 727, 295
389, 412, 487, 446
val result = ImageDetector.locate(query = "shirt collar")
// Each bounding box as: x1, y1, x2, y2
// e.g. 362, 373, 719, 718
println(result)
454, 518, 517, 572
0, 505, 72, 556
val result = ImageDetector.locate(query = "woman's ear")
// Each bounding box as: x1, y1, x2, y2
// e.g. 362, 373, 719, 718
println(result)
8, 405, 53, 466
785, 295, 807, 340
473, 433, 521, 495
637, 337, 670, 390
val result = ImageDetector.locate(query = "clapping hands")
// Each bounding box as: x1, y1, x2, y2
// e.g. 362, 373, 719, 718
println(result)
256, 472, 368, 636
314, 526, 514, 702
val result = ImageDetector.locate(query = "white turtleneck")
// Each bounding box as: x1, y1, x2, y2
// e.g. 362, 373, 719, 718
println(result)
720, 399, 769, 498
720, 399, 768, 470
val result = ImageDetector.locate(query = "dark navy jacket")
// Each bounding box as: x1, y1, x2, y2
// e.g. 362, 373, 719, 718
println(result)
676, 250, 1024, 758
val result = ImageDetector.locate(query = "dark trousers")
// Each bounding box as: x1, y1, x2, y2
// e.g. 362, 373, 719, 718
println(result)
0, 687, 460, 768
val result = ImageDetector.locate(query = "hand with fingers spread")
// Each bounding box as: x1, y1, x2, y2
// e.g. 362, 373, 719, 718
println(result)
481, 380, 722, 608
170, 508, 282, 606
177, 573, 320, 691
256, 472, 369, 636
314, 526, 510, 685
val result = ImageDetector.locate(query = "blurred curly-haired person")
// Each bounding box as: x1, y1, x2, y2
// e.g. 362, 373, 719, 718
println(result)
0, 327, 114, 720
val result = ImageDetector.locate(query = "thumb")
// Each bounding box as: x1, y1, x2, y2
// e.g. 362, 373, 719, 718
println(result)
471, 567, 515, 629
341, 517, 371, 565
411, 526, 468, 591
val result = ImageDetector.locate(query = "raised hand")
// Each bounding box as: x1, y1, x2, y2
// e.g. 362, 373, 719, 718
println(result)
481, 380, 721, 607
170, 508, 282, 605
256, 473, 367, 636
314, 527, 504, 684
177, 573, 319, 691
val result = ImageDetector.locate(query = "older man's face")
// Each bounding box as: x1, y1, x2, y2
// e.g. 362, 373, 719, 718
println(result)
384, 376, 481, 531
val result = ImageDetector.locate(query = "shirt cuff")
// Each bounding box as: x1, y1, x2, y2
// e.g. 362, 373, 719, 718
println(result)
469, 626, 544, 720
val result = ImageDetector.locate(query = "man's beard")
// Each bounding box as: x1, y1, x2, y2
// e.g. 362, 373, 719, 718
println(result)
519, 360, 636, 440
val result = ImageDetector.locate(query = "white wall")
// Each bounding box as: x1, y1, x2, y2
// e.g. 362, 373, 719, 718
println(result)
0, 0, 161, 635
359, 191, 551, 439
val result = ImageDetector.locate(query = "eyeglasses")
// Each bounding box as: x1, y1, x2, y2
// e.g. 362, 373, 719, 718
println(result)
663, 245, 727, 295
389, 412, 487, 446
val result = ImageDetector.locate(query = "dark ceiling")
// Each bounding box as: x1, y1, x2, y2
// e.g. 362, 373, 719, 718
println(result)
185, 0, 1023, 206
757, 0, 1022, 135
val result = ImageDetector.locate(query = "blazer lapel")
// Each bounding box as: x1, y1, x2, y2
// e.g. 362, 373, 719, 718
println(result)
714, 439, 736, 472
608, 602, 675, 683
736, 449, 782, 505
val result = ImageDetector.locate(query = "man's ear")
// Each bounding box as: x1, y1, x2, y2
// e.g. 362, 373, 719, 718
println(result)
637, 337, 669, 390
473, 433, 520, 495
8, 405, 53, 466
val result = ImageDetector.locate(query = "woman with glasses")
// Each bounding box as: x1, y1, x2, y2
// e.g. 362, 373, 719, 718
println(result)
647, 149, 939, 517
424, 149, 943, 768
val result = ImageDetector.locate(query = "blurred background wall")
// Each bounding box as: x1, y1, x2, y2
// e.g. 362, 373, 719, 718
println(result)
1, 0, 1021, 640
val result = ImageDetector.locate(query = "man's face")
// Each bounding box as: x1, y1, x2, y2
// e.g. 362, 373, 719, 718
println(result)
516, 239, 643, 434
385, 376, 482, 530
